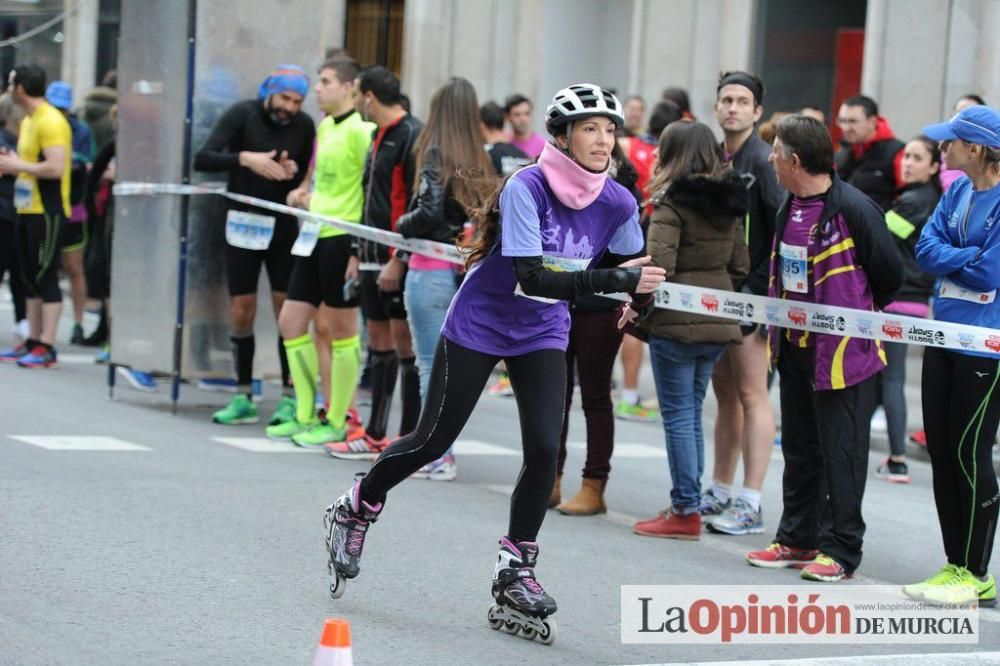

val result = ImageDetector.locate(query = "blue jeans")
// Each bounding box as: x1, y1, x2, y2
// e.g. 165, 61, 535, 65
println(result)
648, 335, 725, 512
404, 268, 458, 399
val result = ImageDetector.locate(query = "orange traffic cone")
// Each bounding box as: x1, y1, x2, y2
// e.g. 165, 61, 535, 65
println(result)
313, 618, 353, 666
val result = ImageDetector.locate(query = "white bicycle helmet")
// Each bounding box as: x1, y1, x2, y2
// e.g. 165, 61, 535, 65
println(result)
545, 83, 625, 134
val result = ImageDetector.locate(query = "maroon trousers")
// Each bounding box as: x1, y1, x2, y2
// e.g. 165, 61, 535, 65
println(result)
557, 308, 624, 481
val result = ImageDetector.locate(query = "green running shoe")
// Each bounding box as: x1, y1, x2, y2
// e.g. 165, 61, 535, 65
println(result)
292, 422, 347, 448
265, 418, 317, 442
268, 396, 296, 426
212, 394, 259, 425
614, 400, 658, 423
921, 568, 996, 607
902, 563, 962, 600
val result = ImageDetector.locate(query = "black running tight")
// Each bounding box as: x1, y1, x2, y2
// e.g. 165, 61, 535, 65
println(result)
922, 347, 1000, 577
360, 337, 566, 542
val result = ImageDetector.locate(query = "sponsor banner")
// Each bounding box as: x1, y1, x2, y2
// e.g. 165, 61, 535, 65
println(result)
621, 585, 978, 645
115, 182, 1000, 357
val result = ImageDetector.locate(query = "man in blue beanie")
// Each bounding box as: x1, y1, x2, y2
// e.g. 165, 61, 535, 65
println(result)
194, 64, 315, 427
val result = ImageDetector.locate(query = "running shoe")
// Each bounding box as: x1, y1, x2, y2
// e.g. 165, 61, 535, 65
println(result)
800, 553, 850, 582
94, 344, 110, 364
266, 418, 318, 442
875, 458, 910, 484
17, 345, 57, 368
903, 563, 963, 601
411, 453, 457, 481
212, 394, 259, 425
487, 372, 514, 396
116, 367, 158, 392
70, 323, 84, 345
0, 341, 31, 363
909, 430, 927, 447
746, 542, 818, 569
324, 428, 390, 460
268, 396, 296, 426
920, 567, 993, 606
292, 422, 347, 448
698, 488, 729, 524
707, 498, 764, 535
198, 377, 238, 392
614, 400, 658, 422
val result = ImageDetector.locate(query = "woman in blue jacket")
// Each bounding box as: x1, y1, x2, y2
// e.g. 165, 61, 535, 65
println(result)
905, 105, 1000, 606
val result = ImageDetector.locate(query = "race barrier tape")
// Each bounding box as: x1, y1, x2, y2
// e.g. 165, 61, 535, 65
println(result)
114, 181, 1000, 357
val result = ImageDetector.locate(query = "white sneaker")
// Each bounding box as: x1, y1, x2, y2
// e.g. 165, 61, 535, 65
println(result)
870, 406, 888, 434
411, 453, 457, 481
13, 319, 29, 342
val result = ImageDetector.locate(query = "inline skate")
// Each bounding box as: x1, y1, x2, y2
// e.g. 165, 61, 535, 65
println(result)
487, 537, 558, 645
324, 474, 383, 599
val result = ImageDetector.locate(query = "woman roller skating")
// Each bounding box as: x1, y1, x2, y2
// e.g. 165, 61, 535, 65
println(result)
324, 83, 665, 645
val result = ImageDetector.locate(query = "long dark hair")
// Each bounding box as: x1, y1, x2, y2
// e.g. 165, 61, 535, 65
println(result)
907, 134, 943, 194
647, 121, 724, 198
463, 174, 509, 268
412, 77, 495, 214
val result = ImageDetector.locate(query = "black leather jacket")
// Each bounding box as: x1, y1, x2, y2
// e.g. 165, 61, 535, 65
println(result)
395, 145, 467, 245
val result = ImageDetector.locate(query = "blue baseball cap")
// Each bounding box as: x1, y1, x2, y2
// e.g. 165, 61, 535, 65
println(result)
923, 105, 1000, 149
45, 81, 73, 110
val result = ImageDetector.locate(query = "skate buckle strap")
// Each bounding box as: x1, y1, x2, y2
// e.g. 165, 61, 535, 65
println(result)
517, 568, 544, 594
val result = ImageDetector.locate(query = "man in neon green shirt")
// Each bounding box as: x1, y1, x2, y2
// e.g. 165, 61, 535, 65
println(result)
267, 57, 375, 445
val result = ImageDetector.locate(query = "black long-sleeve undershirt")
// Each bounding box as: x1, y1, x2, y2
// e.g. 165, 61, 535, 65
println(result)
512, 256, 642, 301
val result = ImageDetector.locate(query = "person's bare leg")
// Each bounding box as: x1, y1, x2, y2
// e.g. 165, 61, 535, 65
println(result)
730, 333, 775, 492
711, 348, 744, 487
620, 333, 643, 403
62, 248, 87, 326
26, 297, 42, 341
40, 302, 62, 346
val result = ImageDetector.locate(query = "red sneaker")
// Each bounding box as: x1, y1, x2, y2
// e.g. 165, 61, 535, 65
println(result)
746, 542, 819, 569
909, 430, 927, 447
633, 510, 701, 540
346, 407, 365, 438
324, 428, 389, 461
801, 553, 851, 582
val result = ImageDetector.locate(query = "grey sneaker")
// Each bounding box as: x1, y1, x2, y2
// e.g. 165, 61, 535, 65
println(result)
707, 498, 764, 535
698, 489, 729, 525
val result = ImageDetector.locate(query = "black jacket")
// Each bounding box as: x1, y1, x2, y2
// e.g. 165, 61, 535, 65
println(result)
834, 137, 904, 213
358, 113, 423, 265
0, 128, 16, 224
193, 99, 314, 222
395, 146, 467, 246
728, 132, 784, 296
774, 174, 903, 309
888, 180, 940, 302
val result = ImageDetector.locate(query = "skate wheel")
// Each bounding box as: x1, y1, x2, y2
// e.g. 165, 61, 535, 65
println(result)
329, 574, 347, 599
488, 617, 503, 630
519, 626, 537, 640
503, 620, 518, 634
537, 618, 557, 645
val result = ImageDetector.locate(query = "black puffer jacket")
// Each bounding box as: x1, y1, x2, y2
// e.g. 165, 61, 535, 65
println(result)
395, 145, 467, 245
887, 180, 940, 302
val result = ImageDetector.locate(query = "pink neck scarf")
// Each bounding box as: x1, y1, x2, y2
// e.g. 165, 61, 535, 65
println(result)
537, 140, 608, 210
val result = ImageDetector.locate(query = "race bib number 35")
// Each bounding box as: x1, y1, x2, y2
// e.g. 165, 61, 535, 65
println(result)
780, 242, 809, 294
226, 209, 275, 250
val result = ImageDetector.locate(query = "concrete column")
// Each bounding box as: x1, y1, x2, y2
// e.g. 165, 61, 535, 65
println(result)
61, 0, 99, 101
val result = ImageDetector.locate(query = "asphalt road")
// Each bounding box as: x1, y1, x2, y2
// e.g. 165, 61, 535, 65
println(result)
2, 308, 999, 665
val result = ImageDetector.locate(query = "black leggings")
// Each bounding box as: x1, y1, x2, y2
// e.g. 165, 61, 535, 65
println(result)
0, 221, 26, 321
922, 347, 1000, 577
360, 337, 566, 543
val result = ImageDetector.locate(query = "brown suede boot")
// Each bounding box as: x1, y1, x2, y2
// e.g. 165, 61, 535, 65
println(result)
556, 478, 607, 515
548, 474, 562, 508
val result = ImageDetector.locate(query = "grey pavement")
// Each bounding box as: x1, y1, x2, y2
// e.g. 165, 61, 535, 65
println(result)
2, 301, 999, 665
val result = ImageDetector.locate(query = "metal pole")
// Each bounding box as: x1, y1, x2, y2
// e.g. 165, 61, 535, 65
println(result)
171, 0, 198, 415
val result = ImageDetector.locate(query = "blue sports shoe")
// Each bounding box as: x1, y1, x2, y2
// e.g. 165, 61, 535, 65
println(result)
117, 367, 158, 392
707, 498, 764, 535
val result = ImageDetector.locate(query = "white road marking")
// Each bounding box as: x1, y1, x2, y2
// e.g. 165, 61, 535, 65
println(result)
8, 435, 150, 451
211, 437, 322, 453
616, 653, 1000, 665
453, 439, 519, 456
569, 440, 664, 458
